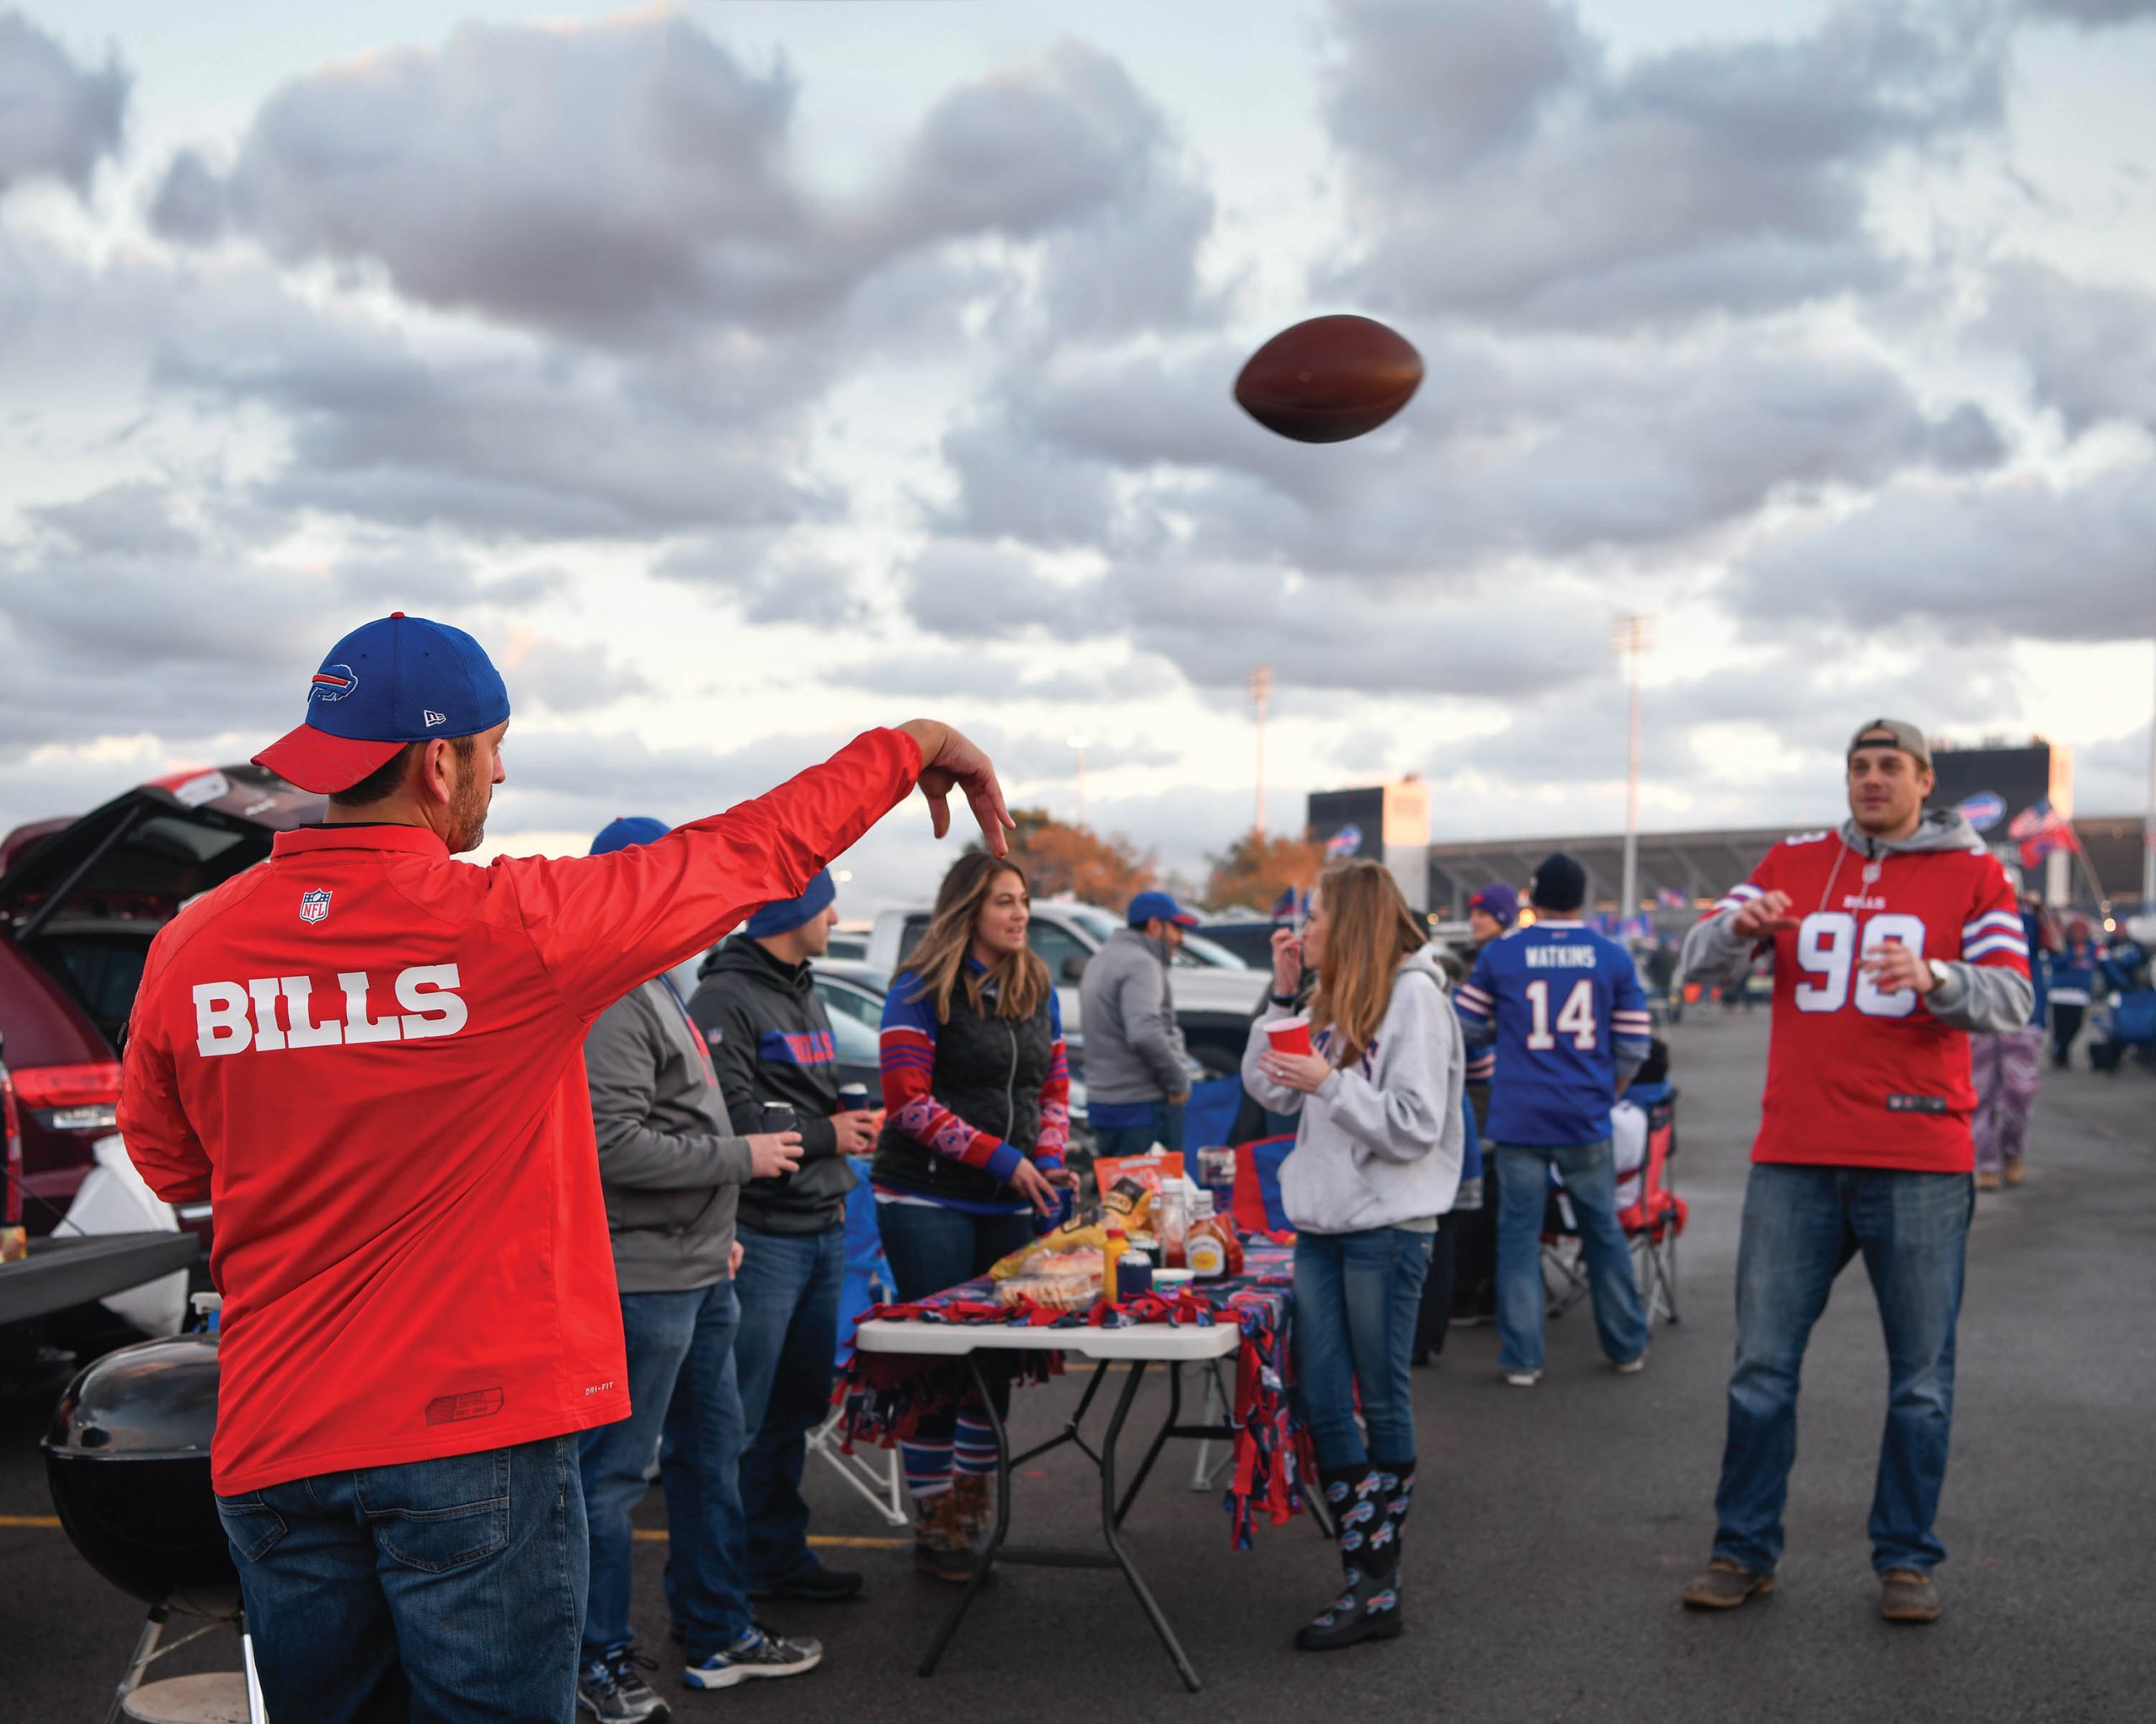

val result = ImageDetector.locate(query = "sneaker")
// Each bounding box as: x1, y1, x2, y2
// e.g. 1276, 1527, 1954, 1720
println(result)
748, 1562, 864, 1604
1879, 1568, 1941, 1624
1614, 1352, 1647, 1375
1502, 1368, 1541, 1387
683, 1626, 823, 1690
578, 1647, 671, 1721
1680, 1559, 1775, 1611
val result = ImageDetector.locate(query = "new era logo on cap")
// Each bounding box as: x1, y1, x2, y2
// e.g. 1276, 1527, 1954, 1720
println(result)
253, 613, 511, 794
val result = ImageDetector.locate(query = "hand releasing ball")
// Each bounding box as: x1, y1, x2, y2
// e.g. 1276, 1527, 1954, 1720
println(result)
1234, 315, 1422, 443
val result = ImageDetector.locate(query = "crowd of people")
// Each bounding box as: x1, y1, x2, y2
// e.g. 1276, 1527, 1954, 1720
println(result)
109, 611, 2075, 1716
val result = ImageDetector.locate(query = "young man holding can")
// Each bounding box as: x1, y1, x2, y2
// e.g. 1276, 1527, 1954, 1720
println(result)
1677, 718, 2031, 1625
689, 872, 879, 1606
115, 614, 1010, 1718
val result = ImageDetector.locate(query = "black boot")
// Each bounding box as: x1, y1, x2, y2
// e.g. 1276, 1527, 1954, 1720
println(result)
1365, 1457, 1415, 1616
1296, 1465, 1402, 1652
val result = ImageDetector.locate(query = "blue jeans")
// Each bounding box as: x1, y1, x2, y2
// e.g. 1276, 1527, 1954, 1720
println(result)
215, 1435, 584, 1723
1292, 1226, 1433, 1469
1494, 1140, 1648, 1373
877, 1202, 1036, 1467
1091, 1097, 1186, 1161
581, 1279, 750, 1664
1714, 1164, 1972, 1577
731, 1221, 846, 1588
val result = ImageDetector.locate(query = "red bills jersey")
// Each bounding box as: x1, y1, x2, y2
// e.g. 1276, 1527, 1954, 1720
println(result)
119, 729, 919, 1494
1713, 829, 2028, 1173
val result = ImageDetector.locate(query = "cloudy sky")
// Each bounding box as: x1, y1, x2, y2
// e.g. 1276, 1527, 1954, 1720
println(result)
3, 0, 2153, 907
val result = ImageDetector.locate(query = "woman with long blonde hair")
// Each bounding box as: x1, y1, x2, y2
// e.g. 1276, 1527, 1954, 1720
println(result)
871, 851, 1076, 1579
1243, 858, 1465, 1652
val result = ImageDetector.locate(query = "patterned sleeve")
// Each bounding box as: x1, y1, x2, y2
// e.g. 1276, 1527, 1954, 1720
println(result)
878, 971, 1024, 1184
1034, 990, 1070, 1170
1454, 947, 1497, 1079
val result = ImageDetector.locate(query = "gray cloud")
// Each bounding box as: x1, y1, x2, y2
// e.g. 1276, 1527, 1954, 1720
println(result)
2020, 0, 2156, 23
1980, 259, 2156, 436
1322, 0, 2004, 330
934, 329, 2003, 579
153, 20, 1211, 354
1733, 462, 2156, 643
0, 12, 127, 196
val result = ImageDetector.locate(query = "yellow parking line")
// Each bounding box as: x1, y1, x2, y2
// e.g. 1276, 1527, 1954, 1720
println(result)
633, 1529, 905, 1549
0, 1513, 61, 1528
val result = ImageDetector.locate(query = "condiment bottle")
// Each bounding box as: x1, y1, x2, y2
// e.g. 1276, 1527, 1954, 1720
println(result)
1102, 1225, 1129, 1305
1186, 1193, 1228, 1279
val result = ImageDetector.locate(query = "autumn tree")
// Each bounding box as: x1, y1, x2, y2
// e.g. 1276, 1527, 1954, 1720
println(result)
970, 809, 1158, 905
1201, 829, 1322, 913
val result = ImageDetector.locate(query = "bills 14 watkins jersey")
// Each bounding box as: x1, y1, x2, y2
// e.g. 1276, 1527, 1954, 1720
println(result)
1455, 921, 1653, 1148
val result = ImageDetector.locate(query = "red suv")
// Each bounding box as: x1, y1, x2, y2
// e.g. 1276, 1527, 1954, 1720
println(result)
1, 764, 324, 1238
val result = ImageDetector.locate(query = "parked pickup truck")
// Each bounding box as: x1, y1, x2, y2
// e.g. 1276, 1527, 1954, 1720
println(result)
865, 901, 1268, 1077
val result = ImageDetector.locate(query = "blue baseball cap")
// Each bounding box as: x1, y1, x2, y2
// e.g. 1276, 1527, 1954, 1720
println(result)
1127, 889, 1198, 930
745, 868, 837, 938
253, 613, 511, 793
590, 816, 670, 857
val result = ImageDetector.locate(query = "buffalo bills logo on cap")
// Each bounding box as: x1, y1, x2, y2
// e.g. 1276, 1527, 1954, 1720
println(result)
310, 665, 360, 703
300, 889, 332, 925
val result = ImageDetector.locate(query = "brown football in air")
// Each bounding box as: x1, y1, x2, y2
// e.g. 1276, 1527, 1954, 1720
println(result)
1234, 314, 1423, 443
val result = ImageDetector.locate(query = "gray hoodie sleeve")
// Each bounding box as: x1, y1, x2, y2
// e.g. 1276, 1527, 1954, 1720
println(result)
585, 993, 756, 1192
1318, 977, 1453, 1165
1241, 999, 1305, 1116
1123, 956, 1190, 1098
1924, 960, 2035, 1035
1679, 907, 1762, 992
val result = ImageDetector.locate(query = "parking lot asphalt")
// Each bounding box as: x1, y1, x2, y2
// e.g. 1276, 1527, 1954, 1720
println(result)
5, 1010, 2153, 1721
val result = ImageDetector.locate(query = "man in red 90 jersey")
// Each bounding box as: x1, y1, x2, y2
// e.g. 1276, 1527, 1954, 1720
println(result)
1675, 718, 2032, 1626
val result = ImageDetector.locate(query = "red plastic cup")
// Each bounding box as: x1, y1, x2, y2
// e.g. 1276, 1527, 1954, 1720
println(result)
1266, 1015, 1313, 1058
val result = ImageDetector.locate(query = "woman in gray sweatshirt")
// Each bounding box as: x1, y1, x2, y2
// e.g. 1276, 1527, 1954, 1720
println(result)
1243, 859, 1465, 1654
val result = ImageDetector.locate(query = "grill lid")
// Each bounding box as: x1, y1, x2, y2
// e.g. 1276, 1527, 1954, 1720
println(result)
44, 1333, 219, 1461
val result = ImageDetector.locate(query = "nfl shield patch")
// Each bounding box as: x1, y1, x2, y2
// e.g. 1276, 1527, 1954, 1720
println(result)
300, 889, 333, 925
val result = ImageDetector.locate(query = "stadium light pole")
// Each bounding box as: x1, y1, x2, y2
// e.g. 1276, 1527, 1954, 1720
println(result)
1068, 735, 1089, 826
1613, 615, 1657, 921
1250, 665, 1273, 836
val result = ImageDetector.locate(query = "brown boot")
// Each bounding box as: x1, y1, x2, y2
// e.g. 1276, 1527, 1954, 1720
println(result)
2003, 1156, 2025, 1188
950, 1470, 995, 1543
1879, 1568, 1941, 1624
1976, 1170, 2001, 1193
1680, 1558, 1775, 1611
911, 1490, 975, 1583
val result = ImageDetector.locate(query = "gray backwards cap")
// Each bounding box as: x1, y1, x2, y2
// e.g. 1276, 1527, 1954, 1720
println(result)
1847, 717, 1931, 770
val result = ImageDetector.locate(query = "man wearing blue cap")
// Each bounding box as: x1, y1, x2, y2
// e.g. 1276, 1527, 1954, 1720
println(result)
688, 871, 878, 1609
1080, 889, 1199, 1160
579, 817, 819, 1716
117, 612, 1011, 1717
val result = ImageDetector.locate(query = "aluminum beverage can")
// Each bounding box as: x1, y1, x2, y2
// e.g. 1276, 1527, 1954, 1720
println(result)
836, 1083, 872, 1112
760, 1101, 798, 1137
1118, 1252, 1154, 1301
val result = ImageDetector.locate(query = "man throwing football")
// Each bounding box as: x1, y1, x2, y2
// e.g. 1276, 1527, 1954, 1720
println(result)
1678, 718, 2031, 1625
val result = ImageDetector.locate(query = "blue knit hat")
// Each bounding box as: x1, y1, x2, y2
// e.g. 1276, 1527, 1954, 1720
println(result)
590, 815, 670, 857
745, 868, 837, 939
1469, 882, 1519, 927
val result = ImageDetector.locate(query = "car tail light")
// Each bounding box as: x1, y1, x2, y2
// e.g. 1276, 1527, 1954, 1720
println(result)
3, 1062, 22, 1230
14, 1061, 124, 1134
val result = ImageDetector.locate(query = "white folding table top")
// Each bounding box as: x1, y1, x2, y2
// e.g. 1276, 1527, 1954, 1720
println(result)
851, 1315, 1241, 1361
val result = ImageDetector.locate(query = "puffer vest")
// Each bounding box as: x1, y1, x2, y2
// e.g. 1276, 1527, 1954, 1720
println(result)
873, 975, 1054, 1204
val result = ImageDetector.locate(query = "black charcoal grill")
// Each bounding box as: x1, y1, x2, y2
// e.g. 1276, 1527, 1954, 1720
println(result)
44, 1333, 263, 1719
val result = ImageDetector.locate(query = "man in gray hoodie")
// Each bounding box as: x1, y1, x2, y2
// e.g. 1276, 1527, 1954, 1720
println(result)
576, 819, 821, 1716
1675, 721, 2033, 1629
1080, 889, 1198, 1158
